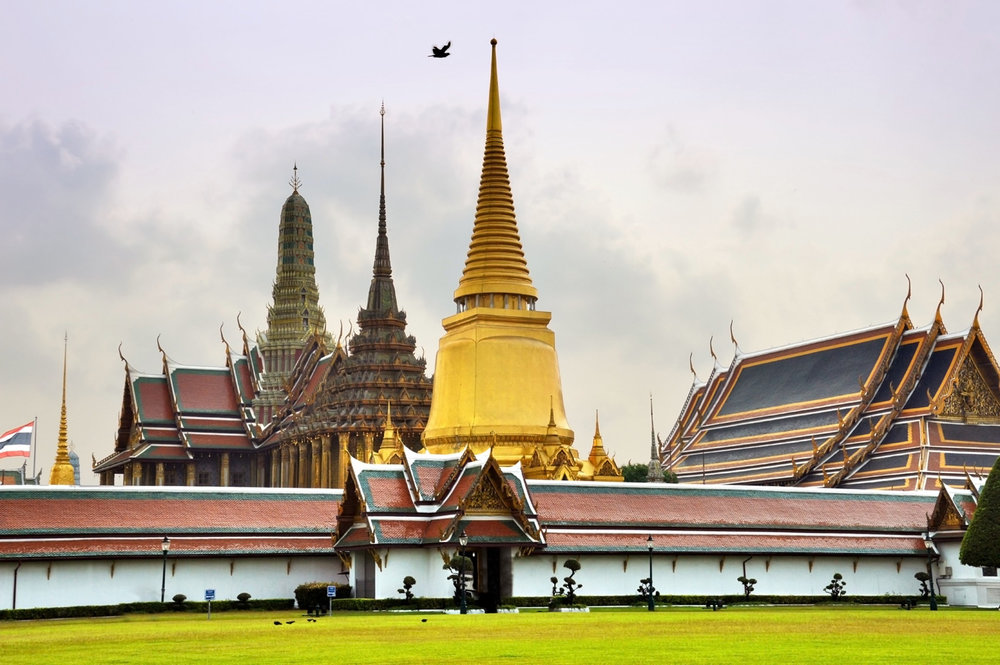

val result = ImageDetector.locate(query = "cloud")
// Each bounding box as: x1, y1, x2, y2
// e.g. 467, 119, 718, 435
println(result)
647, 125, 717, 193
0, 118, 128, 286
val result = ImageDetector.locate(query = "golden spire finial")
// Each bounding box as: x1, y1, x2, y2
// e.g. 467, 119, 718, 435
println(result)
934, 278, 946, 326
49, 333, 75, 485
290, 163, 302, 193
487, 38, 501, 132
594, 409, 601, 439
974, 284, 984, 329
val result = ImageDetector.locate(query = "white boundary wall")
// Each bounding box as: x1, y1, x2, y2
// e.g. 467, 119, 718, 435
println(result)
0, 556, 342, 611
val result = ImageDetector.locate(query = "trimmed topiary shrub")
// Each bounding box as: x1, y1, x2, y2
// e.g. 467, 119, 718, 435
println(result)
294, 582, 352, 612
397, 576, 416, 603
824, 573, 846, 599
960, 455, 1000, 568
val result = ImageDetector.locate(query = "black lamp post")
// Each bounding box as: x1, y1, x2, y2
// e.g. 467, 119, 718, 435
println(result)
647, 535, 655, 612
923, 531, 938, 611
458, 530, 469, 615
160, 536, 170, 603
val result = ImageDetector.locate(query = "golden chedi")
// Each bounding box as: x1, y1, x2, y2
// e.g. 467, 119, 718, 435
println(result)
422, 39, 583, 480
49, 335, 76, 485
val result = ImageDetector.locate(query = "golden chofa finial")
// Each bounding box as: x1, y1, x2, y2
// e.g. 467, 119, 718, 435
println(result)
974, 284, 984, 329
290, 163, 302, 193
901, 273, 912, 319
934, 278, 946, 325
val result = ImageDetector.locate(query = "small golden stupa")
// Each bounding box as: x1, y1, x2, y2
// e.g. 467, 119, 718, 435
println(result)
49, 334, 76, 485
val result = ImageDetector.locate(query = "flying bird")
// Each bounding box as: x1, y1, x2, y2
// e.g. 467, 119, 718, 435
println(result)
429, 41, 451, 58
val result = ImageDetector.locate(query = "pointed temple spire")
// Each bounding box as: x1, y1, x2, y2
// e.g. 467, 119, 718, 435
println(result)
366, 103, 399, 315
50, 333, 75, 485
589, 410, 607, 458
254, 165, 332, 424
453, 38, 538, 311
646, 395, 663, 483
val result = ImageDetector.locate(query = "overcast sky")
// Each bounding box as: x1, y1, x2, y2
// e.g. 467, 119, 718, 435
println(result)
3, 1, 999, 484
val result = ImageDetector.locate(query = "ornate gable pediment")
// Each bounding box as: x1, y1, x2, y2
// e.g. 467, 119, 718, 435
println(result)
463, 456, 523, 514
939, 354, 1000, 421
928, 488, 968, 530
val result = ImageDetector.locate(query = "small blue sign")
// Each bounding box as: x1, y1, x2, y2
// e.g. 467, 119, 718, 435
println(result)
326, 585, 337, 598
205, 589, 215, 601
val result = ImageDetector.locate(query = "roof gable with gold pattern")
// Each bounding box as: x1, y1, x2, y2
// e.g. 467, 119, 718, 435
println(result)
333, 449, 542, 550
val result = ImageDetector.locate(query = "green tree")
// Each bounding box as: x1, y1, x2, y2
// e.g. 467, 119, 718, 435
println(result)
621, 463, 678, 483
960, 455, 1000, 568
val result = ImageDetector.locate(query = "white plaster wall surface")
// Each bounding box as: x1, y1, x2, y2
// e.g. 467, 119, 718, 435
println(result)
0, 557, 341, 611
375, 548, 460, 600
511, 553, 932, 598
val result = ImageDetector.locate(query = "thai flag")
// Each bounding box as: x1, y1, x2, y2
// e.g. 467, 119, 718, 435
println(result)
0, 422, 32, 458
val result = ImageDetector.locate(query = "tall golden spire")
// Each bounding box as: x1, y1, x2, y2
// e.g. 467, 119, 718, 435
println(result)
453, 38, 537, 307
49, 333, 75, 485
423, 39, 580, 479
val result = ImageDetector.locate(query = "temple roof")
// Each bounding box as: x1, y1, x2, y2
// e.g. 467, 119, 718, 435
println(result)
95, 347, 258, 474
664, 297, 1000, 491
530, 480, 937, 556
333, 448, 543, 550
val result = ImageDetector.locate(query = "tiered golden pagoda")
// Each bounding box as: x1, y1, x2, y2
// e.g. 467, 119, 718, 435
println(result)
49, 335, 75, 485
423, 40, 618, 481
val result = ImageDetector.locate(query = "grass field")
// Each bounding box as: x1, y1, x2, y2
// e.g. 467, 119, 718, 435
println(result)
2, 606, 996, 664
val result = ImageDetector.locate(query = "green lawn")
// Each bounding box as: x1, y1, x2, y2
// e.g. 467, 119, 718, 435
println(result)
2, 606, 995, 664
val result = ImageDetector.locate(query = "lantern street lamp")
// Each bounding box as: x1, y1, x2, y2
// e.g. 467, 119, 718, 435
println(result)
160, 536, 171, 603
647, 535, 655, 612
458, 531, 469, 615
923, 531, 938, 611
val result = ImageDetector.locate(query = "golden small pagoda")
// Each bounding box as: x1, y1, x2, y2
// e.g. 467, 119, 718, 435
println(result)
49, 335, 75, 485
423, 40, 618, 481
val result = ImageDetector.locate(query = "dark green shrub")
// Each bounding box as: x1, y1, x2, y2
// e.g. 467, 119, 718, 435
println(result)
824, 573, 846, 599
397, 576, 416, 603
914, 571, 931, 598
737, 575, 757, 598
960, 455, 1000, 568
171, 594, 186, 607
443, 555, 473, 606
294, 582, 352, 611
559, 559, 583, 604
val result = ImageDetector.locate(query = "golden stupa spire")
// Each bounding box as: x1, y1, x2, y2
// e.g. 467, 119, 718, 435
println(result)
453, 38, 537, 307
49, 333, 75, 485
422, 39, 584, 480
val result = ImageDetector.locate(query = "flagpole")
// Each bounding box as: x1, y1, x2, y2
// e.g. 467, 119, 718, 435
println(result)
31, 416, 37, 479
